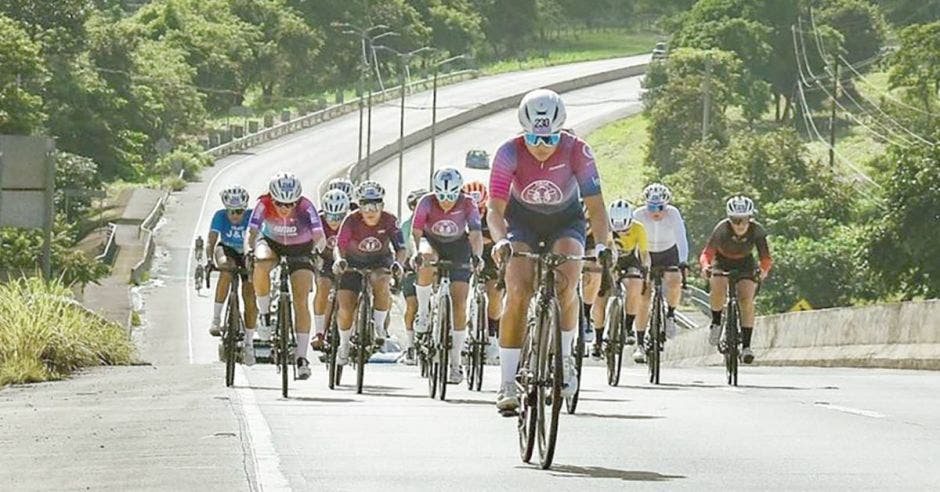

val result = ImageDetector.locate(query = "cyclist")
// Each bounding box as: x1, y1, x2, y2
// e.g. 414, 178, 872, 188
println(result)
327, 178, 358, 210
333, 181, 406, 366
206, 186, 258, 365
399, 188, 428, 365
632, 183, 689, 363
311, 189, 351, 351
488, 89, 611, 411
699, 196, 772, 364
246, 172, 326, 380
591, 199, 650, 358
463, 180, 502, 364
580, 200, 604, 345
413, 168, 484, 384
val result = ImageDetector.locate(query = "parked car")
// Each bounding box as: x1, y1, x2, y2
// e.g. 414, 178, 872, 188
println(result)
652, 42, 668, 61
465, 150, 490, 169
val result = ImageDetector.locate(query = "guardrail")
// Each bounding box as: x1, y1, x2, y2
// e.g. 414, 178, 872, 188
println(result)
203, 70, 479, 160
94, 222, 119, 266
130, 171, 180, 285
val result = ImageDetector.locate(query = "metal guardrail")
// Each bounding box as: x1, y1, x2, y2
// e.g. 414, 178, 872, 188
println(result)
94, 222, 119, 265
203, 70, 479, 160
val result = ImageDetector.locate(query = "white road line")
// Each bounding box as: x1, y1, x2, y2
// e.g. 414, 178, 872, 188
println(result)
236, 368, 291, 491
814, 402, 887, 419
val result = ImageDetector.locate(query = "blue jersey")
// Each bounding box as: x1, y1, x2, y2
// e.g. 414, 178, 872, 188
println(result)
210, 209, 250, 253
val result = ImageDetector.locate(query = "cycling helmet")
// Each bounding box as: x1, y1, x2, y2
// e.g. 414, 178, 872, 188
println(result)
219, 185, 249, 209
432, 168, 463, 202
321, 189, 350, 216
407, 188, 428, 211
462, 181, 488, 213
608, 199, 634, 232
726, 195, 756, 218
269, 172, 302, 204
356, 180, 385, 202
327, 177, 355, 198
643, 183, 672, 206
518, 89, 567, 136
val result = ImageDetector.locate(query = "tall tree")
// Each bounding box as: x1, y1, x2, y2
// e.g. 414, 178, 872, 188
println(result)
0, 14, 46, 134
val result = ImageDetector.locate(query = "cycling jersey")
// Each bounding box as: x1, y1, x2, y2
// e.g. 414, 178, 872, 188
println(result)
401, 216, 415, 257
318, 211, 342, 260
700, 219, 773, 273
336, 210, 405, 263
490, 132, 601, 215
210, 209, 250, 253
412, 194, 481, 244
248, 195, 323, 246
613, 222, 649, 256
633, 205, 689, 262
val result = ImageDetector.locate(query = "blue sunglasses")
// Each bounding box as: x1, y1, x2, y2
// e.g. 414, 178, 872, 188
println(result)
524, 133, 561, 147
647, 203, 665, 212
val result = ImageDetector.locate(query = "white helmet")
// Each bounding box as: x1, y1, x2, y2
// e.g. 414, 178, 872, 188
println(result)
726, 195, 756, 218
328, 178, 355, 198
219, 185, 249, 209
321, 189, 350, 216
269, 172, 302, 204
643, 183, 672, 207
356, 180, 385, 202
608, 199, 634, 232
518, 89, 567, 135
432, 167, 463, 202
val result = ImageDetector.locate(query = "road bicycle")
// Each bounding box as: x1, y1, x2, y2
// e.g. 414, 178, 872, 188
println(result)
604, 268, 639, 387
342, 266, 391, 395
465, 267, 490, 392
712, 268, 760, 387
206, 261, 249, 387
423, 260, 467, 401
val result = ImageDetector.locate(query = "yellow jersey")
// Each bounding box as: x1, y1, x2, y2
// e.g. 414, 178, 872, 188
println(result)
613, 222, 648, 256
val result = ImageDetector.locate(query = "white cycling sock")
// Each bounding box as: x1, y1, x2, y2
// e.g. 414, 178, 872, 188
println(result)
339, 328, 351, 348
416, 284, 432, 319
403, 330, 414, 349
500, 348, 520, 386
313, 314, 326, 336
373, 310, 388, 335
451, 330, 466, 366
296, 332, 310, 359
561, 329, 577, 358
212, 302, 224, 323
256, 295, 270, 315
244, 329, 255, 348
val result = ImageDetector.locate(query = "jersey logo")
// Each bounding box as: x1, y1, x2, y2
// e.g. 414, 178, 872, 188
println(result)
548, 163, 566, 171
430, 220, 460, 238
520, 180, 564, 205
271, 224, 298, 235
359, 237, 383, 253
326, 236, 337, 249
582, 144, 595, 160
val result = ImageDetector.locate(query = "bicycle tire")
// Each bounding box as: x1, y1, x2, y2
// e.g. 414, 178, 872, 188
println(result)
648, 294, 662, 385
471, 292, 487, 391
327, 310, 340, 389
224, 278, 240, 387
565, 326, 583, 414
726, 301, 739, 386
278, 294, 290, 398
536, 298, 562, 469
437, 293, 452, 401
356, 292, 371, 395
606, 297, 623, 387
517, 305, 538, 464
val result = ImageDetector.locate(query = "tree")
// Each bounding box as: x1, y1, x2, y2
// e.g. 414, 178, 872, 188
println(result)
888, 21, 940, 115
873, 0, 939, 27
55, 152, 103, 221
0, 15, 46, 134
817, 0, 887, 65
475, 0, 537, 57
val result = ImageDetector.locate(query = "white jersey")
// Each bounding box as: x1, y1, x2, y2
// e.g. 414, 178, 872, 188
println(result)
633, 205, 689, 262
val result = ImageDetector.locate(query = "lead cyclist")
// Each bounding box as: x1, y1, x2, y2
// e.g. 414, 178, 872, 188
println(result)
488, 89, 613, 412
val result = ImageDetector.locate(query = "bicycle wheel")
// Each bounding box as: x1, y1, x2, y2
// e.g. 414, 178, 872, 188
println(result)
471, 293, 487, 391
536, 298, 562, 469
648, 295, 662, 385
565, 324, 583, 414
725, 302, 739, 386
327, 313, 340, 389
355, 292, 371, 395
517, 310, 538, 464
436, 293, 452, 401
606, 297, 623, 387
278, 294, 290, 398
224, 281, 240, 387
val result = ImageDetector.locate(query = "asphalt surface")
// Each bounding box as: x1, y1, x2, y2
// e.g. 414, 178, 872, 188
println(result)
5, 58, 938, 491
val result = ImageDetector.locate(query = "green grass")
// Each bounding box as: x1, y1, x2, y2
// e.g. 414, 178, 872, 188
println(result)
585, 113, 654, 203
482, 29, 660, 75
0, 277, 136, 387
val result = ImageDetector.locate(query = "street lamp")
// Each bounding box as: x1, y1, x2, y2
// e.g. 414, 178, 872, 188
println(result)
429, 54, 472, 188
373, 45, 435, 218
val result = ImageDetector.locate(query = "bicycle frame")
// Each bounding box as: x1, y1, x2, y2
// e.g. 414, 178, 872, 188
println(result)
646, 266, 675, 385
711, 268, 757, 386
424, 260, 462, 401
467, 268, 489, 391
343, 266, 389, 394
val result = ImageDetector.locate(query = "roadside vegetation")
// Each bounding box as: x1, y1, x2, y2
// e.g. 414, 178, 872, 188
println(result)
0, 278, 136, 387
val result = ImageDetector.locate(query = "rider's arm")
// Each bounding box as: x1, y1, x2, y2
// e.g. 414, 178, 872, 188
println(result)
699, 225, 720, 272
304, 200, 327, 253
583, 194, 609, 250
672, 207, 690, 264
333, 218, 351, 263
486, 198, 508, 244
573, 140, 609, 250
244, 201, 265, 252
206, 231, 219, 262
487, 141, 516, 245
410, 197, 428, 253
466, 198, 484, 258
637, 225, 652, 269
756, 228, 773, 275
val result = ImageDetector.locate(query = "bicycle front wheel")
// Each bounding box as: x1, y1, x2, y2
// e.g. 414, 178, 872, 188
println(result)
278, 296, 291, 398
223, 284, 240, 387
648, 295, 662, 385
606, 297, 624, 387
517, 313, 538, 464
355, 293, 371, 395
436, 294, 452, 401
327, 313, 340, 389
725, 302, 740, 386
536, 298, 562, 469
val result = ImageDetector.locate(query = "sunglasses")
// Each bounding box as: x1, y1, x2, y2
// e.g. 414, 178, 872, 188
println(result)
325, 212, 346, 223
730, 217, 749, 225
523, 133, 561, 147
646, 204, 665, 212
361, 202, 383, 213
436, 191, 460, 203
227, 208, 246, 215
274, 201, 297, 209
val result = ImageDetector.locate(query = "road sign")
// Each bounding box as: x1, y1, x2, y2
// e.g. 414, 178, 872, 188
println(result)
790, 299, 813, 312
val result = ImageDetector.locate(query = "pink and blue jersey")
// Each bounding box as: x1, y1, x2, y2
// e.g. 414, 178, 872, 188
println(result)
412, 194, 481, 244
248, 195, 323, 246
489, 132, 602, 214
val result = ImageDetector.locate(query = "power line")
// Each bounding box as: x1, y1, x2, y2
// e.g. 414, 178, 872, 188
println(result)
837, 52, 937, 117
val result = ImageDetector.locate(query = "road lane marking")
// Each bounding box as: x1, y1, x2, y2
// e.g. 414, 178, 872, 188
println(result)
236, 368, 291, 491
814, 401, 886, 419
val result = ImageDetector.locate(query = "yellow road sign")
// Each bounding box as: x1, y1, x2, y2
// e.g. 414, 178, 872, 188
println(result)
790, 299, 813, 312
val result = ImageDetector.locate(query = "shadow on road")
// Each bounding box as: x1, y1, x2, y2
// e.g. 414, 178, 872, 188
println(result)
573, 412, 662, 421
578, 397, 631, 403
538, 465, 685, 482
290, 396, 358, 403
613, 384, 682, 391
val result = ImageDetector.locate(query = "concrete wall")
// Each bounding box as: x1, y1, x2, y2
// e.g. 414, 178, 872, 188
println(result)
664, 300, 940, 370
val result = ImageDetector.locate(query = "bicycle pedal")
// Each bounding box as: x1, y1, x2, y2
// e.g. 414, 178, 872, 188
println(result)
498, 409, 519, 418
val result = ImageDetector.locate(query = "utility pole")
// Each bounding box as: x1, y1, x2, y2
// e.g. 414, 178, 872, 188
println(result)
828, 56, 839, 170
429, 54, 471, 188
702, 55, 712, 142
366, 90, 373, 180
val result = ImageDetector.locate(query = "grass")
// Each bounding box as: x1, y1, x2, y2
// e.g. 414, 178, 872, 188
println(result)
0, 277, 136, 387
482, 29, 660, 75
585, 113, 654, 202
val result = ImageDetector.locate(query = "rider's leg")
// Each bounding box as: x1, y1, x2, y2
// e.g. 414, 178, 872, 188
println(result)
336, 286, 357, 358
450, 280, 470, 365
635, 281, 653, 345
241, 278, 258, 347
709, 274, 729, 326
313, 276, 332, 338
664, 269, 682, 321
485, 280, 502, 337
252, 242, 276, 316
553, 237, 585, 359
415, 255, 436, 331
500, 241, 535, 387
369, 272, 392, 338
214, 271, 232, 323
592, 294, 607, 341
290, 269, 314, 359
736, 279, 758, 348
582, 271, 600, 342
624, 277, 643, 334
404, 295, 417, 346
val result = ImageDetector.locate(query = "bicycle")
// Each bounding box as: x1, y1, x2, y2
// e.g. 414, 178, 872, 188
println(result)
322, 284, 343, 389
509, 247, 606, 470
564, 283, 586, 415
712, 268, 760, 387
194, 236, 206, 293
206, 262, 249, 387
423, 259, 467, 401
644, 267, 674, 385
269, 256, 298, 398
465, 266, 490, 392
604, 268, 638, 387
342, 266, 391, 395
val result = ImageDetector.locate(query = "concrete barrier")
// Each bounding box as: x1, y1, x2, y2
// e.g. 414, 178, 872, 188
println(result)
664, 299, 940, 370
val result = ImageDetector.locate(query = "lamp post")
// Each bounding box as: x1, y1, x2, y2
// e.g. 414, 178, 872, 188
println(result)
373, 45, 435, 218
429, 54, 471, 188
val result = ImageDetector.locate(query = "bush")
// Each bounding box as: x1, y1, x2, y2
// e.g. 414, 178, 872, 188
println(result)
0, 225, 108, 287
152, 145, 211, 181
0, 277, 136, 386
